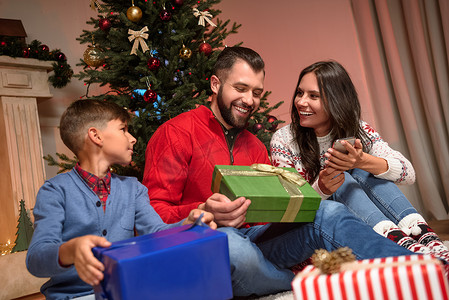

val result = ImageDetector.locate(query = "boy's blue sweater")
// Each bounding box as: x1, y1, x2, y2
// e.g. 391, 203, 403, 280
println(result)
26, 169, 181, 299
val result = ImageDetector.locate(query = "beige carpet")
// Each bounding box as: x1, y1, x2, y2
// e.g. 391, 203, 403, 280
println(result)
256, 241, 449, 300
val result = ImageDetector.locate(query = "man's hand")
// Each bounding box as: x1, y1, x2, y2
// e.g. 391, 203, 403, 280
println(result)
198, 193, 250, 228
183, 209, 217, 229
59, 235, 111, 286
317, 167, 345, 195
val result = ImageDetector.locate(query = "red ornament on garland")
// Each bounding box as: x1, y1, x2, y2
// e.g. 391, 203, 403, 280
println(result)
159, 9, 172, 21
99, 17, 112, 31
199, 42, 212, 56
22, 48, 30, 58
143, 89, 158, 103
173, 0, 184, 6
39, 44, 49, 52
253, 123, 264, 133
266, 115, 278, 131
54, 52, 66, 62
147, 57, 161, 71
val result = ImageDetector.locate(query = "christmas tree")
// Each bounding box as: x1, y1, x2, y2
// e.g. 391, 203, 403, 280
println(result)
11, 200, 34, 253
47, 0, 283, 179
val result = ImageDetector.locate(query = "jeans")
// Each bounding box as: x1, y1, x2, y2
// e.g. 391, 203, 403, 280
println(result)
331, 169, 418, 227
218, 200, 413, 297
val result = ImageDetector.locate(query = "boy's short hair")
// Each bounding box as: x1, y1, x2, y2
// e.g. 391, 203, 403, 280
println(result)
60, 99, 130, 155
212, 46, 265, 82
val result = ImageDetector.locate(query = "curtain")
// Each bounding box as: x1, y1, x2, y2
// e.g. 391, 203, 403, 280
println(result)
351, 0, 449, 220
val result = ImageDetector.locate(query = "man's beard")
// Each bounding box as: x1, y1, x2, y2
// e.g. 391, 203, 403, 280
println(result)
217, 87, 253, 129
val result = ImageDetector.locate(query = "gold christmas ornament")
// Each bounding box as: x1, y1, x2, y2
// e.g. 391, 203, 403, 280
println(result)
127, 5, 142, 22
83, 45, 104, 68
179, 45, 192, 60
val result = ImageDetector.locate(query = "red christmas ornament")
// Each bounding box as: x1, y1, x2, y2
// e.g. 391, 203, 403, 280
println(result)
266, 115, 278, 131
54, 52, 66, 61
174, 0, 184, 6
143, 89, 158, 103
39, 44, 49, 52
253, 123, 264, 133
22, 48, 30, 58
159, 9, 171, 21
199, 42, 212, 56
147, 57, 161, 71
99, 17, 112, 31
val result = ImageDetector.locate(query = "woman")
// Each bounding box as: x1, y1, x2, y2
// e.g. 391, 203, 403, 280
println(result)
270, 60, 448, 262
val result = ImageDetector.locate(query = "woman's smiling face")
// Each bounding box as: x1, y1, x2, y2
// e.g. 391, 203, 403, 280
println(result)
294, 72, 331, 137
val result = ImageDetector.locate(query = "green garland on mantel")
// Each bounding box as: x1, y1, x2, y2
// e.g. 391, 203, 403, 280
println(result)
0, 37, 73, 88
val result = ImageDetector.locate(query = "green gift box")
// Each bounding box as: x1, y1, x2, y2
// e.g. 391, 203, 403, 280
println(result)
211, 164, 321, 222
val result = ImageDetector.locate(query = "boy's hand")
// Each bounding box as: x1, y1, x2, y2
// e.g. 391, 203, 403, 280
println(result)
59, 235, 111, 286
184, 209, 217, 230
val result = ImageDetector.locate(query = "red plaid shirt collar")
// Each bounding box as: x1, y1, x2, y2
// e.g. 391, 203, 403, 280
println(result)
75, 163, 111, 211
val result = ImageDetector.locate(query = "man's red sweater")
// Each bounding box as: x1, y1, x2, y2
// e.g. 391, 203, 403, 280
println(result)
143, 105, 270, 223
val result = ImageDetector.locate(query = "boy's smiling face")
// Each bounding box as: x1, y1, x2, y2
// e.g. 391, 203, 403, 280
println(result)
100, 118, 136, 166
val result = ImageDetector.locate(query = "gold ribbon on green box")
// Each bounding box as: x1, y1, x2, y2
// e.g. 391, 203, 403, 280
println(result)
212, 164, 307, 222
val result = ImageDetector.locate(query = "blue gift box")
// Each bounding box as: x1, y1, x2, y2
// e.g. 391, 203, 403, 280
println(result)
92, 223, 232, 300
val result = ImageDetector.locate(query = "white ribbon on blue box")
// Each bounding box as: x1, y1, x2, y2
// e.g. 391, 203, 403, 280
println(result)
92, 219, 232, 300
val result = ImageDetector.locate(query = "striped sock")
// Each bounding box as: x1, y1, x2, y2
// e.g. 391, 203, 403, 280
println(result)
398, 214, 449, 263
410, 223, 449, 263
373, 220, 431, 254
387, 229, 431, 254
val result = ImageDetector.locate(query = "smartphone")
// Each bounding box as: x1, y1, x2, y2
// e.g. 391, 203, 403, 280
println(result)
333, 137, 356, 154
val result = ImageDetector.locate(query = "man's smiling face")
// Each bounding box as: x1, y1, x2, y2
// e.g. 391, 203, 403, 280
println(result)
212, 59, 264, 129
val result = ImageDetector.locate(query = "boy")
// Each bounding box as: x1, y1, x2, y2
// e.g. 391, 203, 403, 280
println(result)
26, 99, 215, 300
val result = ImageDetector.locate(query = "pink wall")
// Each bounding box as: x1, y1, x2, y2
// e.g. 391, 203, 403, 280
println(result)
216, 0, 375, 126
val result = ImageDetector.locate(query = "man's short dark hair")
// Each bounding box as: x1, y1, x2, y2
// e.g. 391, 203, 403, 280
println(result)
59, 99, 130, 155
212, 46, 265, 81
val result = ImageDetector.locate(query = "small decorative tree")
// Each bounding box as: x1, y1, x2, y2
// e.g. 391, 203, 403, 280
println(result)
11, 200, 34, 253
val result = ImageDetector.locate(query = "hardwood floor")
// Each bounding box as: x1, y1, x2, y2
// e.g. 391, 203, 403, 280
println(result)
428, 219, 449, 241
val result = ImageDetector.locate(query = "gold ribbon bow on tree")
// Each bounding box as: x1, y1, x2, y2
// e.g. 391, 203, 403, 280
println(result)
193, 8, 217, 27
90, 0, 102, 11
128, 26, 150, 55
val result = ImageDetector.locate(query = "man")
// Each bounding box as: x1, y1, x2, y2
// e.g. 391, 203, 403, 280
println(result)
143, 47, 413, 297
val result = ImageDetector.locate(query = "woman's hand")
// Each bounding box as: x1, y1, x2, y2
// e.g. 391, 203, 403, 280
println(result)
324, 139, 364, 171
317, 167, 345, 195
324, 139, 388, 175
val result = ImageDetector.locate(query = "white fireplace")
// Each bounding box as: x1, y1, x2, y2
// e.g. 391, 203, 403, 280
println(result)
0, 55, 52, 244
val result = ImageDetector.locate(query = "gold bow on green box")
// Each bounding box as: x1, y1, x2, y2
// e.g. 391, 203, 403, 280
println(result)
211, 164, 321, 223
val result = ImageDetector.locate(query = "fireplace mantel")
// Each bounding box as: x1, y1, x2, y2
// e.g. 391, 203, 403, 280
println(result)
0, 56, 52, 244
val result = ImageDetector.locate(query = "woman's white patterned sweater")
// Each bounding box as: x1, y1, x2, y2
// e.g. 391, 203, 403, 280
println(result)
270, 121, 415, 200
